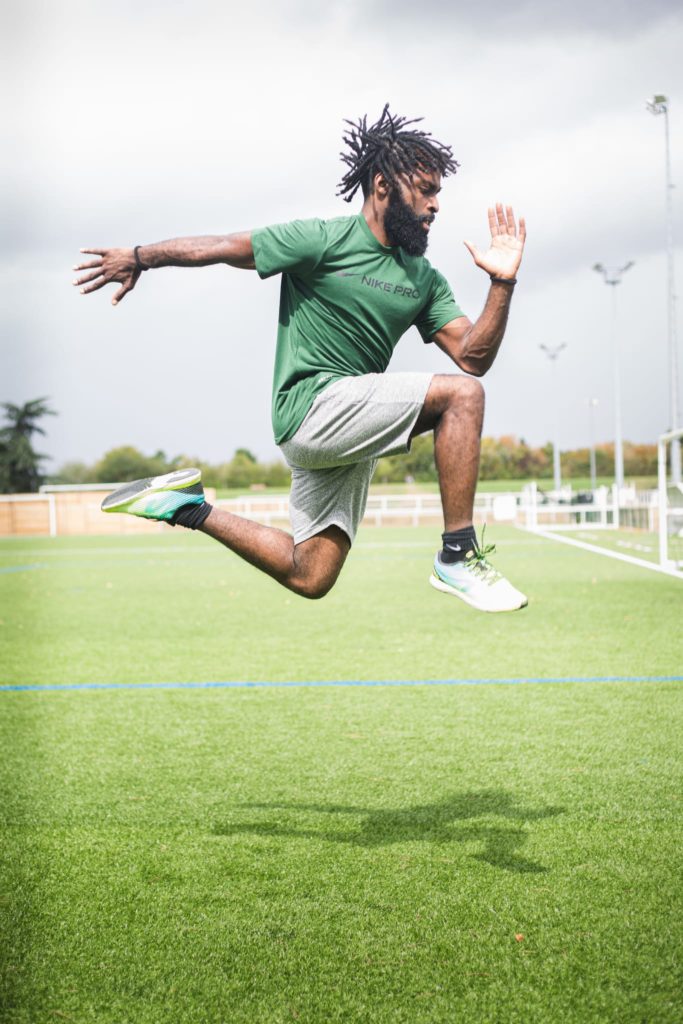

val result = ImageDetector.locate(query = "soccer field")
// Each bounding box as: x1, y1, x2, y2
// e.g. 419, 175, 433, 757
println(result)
1, 527, 682, 1022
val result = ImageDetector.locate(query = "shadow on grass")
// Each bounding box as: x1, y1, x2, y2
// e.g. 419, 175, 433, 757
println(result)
213, 790, 562, 873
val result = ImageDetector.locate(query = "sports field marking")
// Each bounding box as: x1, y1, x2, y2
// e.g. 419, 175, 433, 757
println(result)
0, 563, 46, 574
2, 675, 681, 693
0, 537, 541, 558
0, 545, 206, 558
530, 527, 682, 578
355, 537, 542, 549
616, 539, 653, 553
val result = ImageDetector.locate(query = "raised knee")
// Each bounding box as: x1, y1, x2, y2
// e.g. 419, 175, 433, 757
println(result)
302, 581, 333, 600
435, 375, 484, 419
287, 563, 340, 599
288, 530, 349, 599
294, 575, 336, 600
453, 375, 485, 403
434, 376, 485, 438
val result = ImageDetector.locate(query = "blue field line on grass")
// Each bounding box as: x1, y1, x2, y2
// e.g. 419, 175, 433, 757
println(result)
0, 563, 46, 575
1, 675, 682, 693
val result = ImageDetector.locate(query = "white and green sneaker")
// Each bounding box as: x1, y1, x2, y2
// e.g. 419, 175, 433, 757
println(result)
430, 540, 528, 613
101, 468, 205, 523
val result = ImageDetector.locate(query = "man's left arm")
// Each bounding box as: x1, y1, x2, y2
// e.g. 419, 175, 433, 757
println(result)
431, 203, 526, 377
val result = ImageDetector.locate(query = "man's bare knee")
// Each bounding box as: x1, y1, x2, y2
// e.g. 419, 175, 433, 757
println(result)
413, 375, 485, 437
293, 573, 337, 600
439, 376, 485, 431
288, 560, 343, 599
450, 374, 485, 406
288, 526, 350, 599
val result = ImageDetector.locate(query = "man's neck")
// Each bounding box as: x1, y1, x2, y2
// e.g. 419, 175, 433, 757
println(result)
361, 195, 390, 247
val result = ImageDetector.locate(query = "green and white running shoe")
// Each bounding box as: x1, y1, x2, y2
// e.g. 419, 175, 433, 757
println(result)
430, 540, 528, 613
101, 468, 205, 522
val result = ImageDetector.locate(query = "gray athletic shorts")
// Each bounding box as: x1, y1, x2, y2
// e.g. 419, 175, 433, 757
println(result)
279, 372, 433, 545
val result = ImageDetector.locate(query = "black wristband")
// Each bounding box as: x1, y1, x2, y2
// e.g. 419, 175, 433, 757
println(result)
489, 275, 517, 286
133, 245, 150, 272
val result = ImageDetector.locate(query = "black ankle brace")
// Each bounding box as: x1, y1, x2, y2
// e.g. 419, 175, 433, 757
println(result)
171, 502, 213, 530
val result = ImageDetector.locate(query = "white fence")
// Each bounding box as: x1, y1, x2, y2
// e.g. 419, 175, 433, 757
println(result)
215, 485, 660, 532
3, 484, 673, 574
516, 482, 659, 533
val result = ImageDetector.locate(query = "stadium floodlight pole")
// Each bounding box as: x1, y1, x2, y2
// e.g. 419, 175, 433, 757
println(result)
646, 94, 681, 483
539, 343, 567, 493
593, 261, 634, 490
588, 397, 599, 492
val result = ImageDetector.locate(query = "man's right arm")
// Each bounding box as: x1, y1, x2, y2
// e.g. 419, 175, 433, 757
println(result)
73, 232, 255, 306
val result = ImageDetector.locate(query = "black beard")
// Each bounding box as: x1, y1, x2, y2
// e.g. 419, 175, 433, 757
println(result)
384, 187, 431, 256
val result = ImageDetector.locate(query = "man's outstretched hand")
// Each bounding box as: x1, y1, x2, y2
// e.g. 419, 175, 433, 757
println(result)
463, 204, 526, 281
73, 247, 140, 306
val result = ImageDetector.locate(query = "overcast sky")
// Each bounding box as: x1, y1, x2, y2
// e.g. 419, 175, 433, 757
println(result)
2, 0, 683, 469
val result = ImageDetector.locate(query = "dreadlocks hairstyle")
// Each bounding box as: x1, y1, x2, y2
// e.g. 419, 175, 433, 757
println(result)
337, 103, 459, 204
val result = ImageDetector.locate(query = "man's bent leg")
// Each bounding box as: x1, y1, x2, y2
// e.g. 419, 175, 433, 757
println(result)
101, 468, 349, 599
410, 374, 485, 531
411, 374, 527, 612
201, 509, 350, 599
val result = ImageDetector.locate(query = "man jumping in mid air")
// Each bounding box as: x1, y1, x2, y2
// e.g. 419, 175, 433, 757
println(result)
74, 105, 527, 612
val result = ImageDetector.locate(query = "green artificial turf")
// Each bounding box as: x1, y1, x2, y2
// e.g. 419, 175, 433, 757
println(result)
1, 527, 682, 1022
0, 525, 681, 685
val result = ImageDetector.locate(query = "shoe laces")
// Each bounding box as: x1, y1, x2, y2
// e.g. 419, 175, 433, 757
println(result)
465, 527, 502, 585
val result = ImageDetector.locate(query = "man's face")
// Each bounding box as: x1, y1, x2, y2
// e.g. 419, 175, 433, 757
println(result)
383, 169, 441, 256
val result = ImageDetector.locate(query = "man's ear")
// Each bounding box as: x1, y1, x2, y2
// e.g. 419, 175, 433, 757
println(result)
372, 172, 390, 200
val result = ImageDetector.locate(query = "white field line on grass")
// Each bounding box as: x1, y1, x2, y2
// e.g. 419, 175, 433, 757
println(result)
355, 539, 542, 550
0, 537, 544, 560
528, 527, 682, 578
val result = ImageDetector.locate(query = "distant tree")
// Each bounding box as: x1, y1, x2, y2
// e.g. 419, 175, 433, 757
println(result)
234, 447, 257, 463
206, 449, 288, 489
405, 434, 437, 481
374, 435, 436, 484
224, 450, 261, 488
374, 455, 405, 484
561, 447, 587, 478
91, 446, 172, 482
262, 460, 291, 487
54, 461, 94, 484
0, 397, 56, 493
479, 437, 504, 480
624, 443, 657, 476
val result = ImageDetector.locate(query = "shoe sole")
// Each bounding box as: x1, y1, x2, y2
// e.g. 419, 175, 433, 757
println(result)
101, 468, 202, 513
429, 572, 528, 613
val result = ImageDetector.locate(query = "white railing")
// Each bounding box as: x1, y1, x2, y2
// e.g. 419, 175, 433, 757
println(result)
39, 483, 123, 493
0, 483, 667, 552
215, 486, 659, 531
216, 491, 447, 527
517, 482, 658, 532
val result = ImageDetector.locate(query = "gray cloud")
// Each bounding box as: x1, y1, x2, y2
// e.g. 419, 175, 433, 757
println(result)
336, 0, 682, 36
2, 0, 682, 470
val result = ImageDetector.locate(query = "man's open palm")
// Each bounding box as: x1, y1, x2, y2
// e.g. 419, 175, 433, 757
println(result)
73, 247, 140, 305
464, 203, 526, 281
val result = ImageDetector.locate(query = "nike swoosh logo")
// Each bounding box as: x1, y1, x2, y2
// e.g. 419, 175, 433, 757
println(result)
335, 271, 362, 278
445, 543, 462, 552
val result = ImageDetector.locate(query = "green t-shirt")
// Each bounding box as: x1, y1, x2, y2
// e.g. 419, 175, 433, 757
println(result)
252, 213, 465, 444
